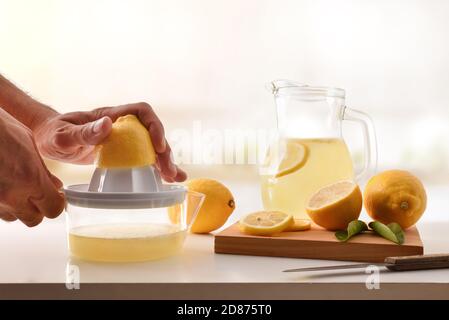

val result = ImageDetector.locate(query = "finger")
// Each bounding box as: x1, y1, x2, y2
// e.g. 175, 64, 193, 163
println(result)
49, 173, 63, 189
0, 204, 17, 222
173, 166, 188, 182
29, 160, 66, 219
40, 159, 63, 189
29, 188, 65, 220
135, 105, 166, 153
93, 102, 159, 124
157, 146, 178, 178
0, 213, 17, 222
14, 201, 44, 227
55, 116, 112, 148
64, 151, 96, 165
56, 111, 98, 125
162, 167, 187, 183
148, 121, 166, 153
156, 157, 174, 183
90, 103, 167, 152
160, 173, 175, 183
32, 139, 64, 189
19, 213, 45, 227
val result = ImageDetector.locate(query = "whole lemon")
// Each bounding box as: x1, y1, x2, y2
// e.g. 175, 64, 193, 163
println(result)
96, 115, 156, 168
186, 179, 235, 234
364, 170, 427, 229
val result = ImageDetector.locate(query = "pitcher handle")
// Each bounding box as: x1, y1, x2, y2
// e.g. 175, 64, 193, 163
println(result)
342, 107, 378, 183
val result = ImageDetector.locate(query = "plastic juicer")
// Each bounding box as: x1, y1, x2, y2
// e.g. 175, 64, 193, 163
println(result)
64, 163, 204, 263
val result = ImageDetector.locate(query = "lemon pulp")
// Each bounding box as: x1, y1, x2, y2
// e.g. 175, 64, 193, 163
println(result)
307, 180, 357, 209
306, 180, 362, 231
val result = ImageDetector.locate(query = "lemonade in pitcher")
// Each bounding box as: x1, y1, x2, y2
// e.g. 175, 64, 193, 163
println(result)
261, 138, 354, 219
260, 81, 377, 220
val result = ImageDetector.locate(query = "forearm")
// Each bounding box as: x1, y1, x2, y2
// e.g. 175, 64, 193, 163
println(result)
0, 74, 58, 132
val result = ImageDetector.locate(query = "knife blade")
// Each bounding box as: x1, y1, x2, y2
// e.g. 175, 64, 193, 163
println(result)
283, 263, 387, 273
282, 253, 449, 273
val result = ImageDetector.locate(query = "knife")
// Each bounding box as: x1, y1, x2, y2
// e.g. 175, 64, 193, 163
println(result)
283, 254, 449, 273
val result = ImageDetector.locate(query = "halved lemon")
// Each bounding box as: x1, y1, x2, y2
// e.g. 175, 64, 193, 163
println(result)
239, 211, 294, 236
96, 115, 156, 168
285, 219, 311, 232
306, 180, 362, 231
275, 141, 309, 178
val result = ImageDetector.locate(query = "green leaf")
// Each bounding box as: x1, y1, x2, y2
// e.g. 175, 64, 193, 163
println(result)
335, 220, 368, 242
369, 221, 405, 244
387, 222, 405, 245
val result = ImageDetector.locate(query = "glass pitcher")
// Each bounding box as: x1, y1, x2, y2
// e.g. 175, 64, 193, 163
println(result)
260, 80, 377, 219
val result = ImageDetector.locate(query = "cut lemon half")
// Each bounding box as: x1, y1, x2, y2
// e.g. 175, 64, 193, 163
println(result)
306, 180, 362, 231
285, 219, 311, 232
275, 141, 309, 178
96, 115, 156, 168
239, 211, 294, 236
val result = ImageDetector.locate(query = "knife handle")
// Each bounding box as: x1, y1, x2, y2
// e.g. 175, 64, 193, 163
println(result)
385, 254, 449, 271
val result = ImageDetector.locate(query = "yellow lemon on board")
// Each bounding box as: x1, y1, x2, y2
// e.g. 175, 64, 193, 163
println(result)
275, 141, 309, 178
285, 219, 311, 232
364, 170, 427, 229
96, 115, 156, 168
173, 179, 235, 234
239, 211, 294, 236
306, 180, 363, 231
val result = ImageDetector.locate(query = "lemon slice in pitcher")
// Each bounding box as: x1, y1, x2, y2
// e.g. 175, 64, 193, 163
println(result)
239, 211, 293, 236
275, 141, 309, 178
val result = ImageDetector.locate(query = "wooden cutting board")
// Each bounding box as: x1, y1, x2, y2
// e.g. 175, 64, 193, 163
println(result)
214, 223, 424, 263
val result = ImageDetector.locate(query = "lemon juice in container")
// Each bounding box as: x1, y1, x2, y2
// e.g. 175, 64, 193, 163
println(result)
260, 81, 377, 219
64, 115, 204, 262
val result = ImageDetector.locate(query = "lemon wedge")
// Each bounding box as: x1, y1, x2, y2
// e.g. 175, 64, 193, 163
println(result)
96, 115, 156, 168
285, 219, 311, 232
275, 141, 309, 178
306, 180, 362, 231
239, 211, 294, 236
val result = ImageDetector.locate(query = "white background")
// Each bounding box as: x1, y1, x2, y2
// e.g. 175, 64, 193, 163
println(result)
1, 0, 448, 221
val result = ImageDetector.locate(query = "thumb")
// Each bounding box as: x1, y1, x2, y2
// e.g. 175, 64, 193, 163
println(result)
67, 116, 112, 146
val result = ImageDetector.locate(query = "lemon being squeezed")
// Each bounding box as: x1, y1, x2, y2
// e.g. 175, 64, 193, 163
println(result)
96, 115, 156, 168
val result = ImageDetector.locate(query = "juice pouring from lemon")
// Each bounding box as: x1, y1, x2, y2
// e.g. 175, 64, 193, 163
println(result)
261, 138, 354, 219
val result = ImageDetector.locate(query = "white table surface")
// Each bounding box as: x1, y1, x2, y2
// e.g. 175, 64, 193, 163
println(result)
1, 182, 449, 299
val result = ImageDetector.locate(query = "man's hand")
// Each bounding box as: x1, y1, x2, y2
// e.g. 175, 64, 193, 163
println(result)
0, 109, 65, 226
34, 103, 187, 182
